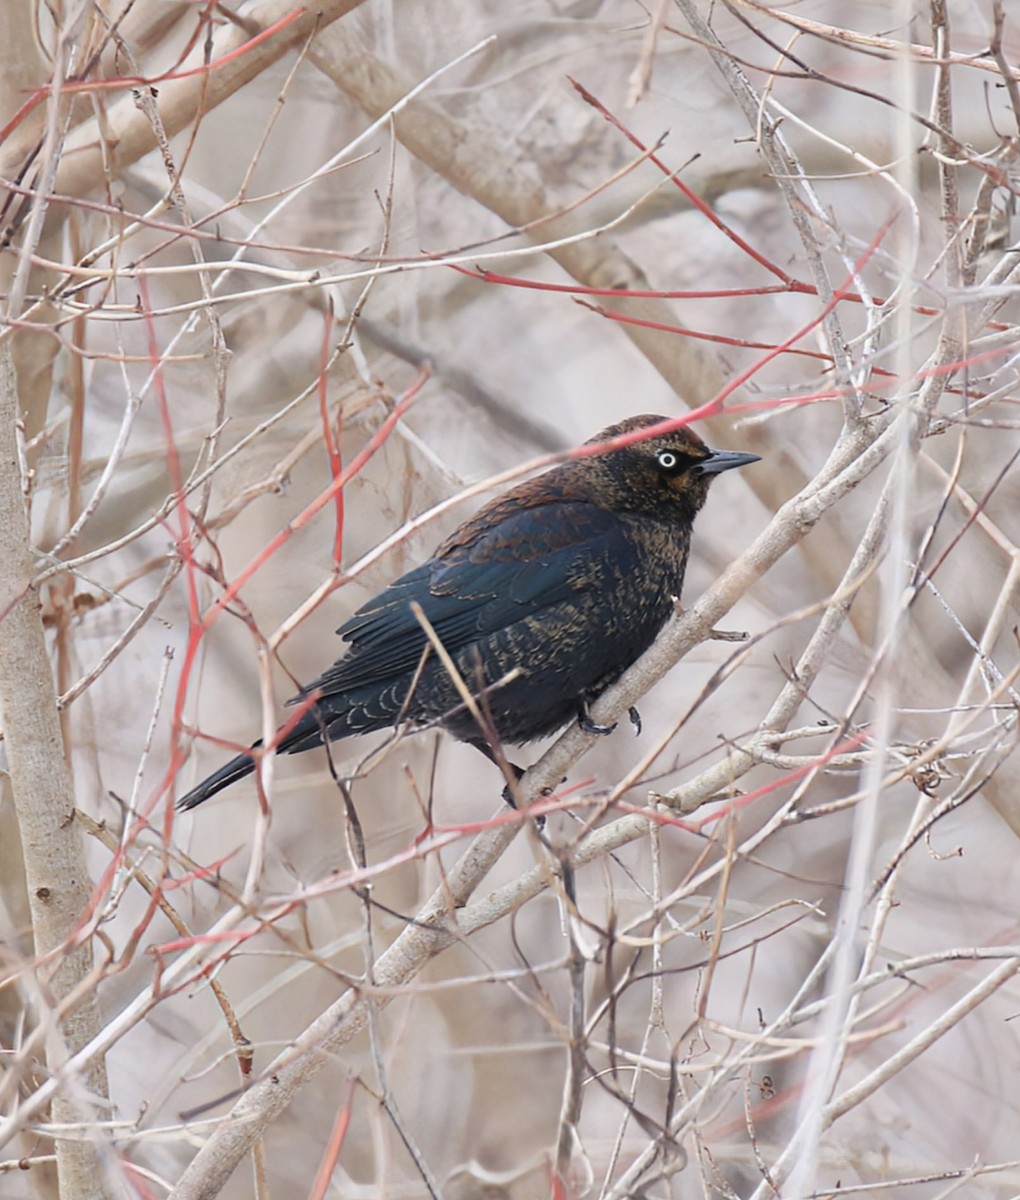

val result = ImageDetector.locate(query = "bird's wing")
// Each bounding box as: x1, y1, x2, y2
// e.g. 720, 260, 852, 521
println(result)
303, 500, 630, 697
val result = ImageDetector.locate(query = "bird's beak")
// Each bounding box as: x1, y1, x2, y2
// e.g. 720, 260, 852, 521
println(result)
696, 448, 761, 475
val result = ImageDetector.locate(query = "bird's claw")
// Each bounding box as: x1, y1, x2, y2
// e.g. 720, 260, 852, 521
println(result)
578, 699, 616, 736
628, 706, 642, 736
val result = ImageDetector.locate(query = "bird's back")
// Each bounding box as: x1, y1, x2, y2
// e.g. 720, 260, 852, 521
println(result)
308, 495, 693, 748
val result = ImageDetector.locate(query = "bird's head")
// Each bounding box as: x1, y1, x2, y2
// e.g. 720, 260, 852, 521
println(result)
577, 414, 760, 519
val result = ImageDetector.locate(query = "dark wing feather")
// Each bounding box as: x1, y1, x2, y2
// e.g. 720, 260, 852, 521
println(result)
303, 501, 624, 698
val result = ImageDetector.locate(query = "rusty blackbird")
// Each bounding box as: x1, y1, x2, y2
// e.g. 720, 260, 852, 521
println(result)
177, 414, 758, 811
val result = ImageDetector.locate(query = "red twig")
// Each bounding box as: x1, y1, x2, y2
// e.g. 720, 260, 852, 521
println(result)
308, 1083, 356, 1200
201, 362, 432, 630
453, 264, 950, 325
138, 275, 206, 839
318, 302, 345, 568
695, 728, 872, 829
451, 263, 814, 300
574, 299, 835, 363
0, 4, 307, 146
570, 76, 797, 284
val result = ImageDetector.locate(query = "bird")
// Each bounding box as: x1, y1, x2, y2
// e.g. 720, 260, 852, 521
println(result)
176, 414, 759, 811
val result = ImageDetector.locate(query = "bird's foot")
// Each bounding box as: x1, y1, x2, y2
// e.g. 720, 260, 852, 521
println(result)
628, 706, 642, 736
464, 739, 548, 823
708, 628, 750, 643
500, 762, 525, 809
580, 715, 616, 736
502, 770, 554, 829
578, 699, 616, 737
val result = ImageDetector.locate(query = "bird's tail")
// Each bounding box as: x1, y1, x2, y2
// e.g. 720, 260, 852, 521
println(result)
176, 702, 339, 812
176, 743, 262, 811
